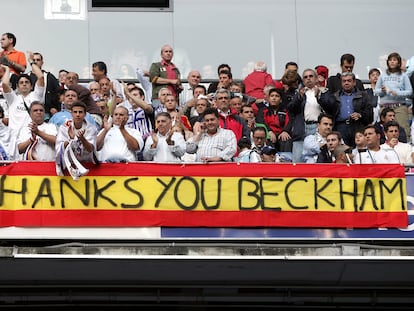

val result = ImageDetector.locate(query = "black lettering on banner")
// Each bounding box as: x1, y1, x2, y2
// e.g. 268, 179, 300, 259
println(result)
174, 176, 199, 210
379, 179, 405, 210
93, 179, 117, 207
0, 175, 28, 206
260, 178, 282, 211
313, 179, 335, 210
339, 179, 358, 211
285, 178, 308, 209
31, 178, 54, 209
238, 178, 260, 210
155, 177, 176, 207
60, 179, 90, 208
359, 179, 378, 211
200, 178, 221, 210
121, 178, 144, 208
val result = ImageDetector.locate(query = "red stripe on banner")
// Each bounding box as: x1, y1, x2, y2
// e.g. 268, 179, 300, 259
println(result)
0, 210, 407, 228
0, 162, 406, 178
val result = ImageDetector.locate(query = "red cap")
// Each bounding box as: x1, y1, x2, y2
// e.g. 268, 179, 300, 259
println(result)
316, 65, 329, 80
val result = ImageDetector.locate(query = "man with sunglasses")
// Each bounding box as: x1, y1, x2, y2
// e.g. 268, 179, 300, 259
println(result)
288, 69, 336, 162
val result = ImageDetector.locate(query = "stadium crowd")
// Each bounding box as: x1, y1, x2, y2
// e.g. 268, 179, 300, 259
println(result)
1, 32, 414, 177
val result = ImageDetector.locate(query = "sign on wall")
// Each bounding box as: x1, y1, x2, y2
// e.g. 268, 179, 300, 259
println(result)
0, 162, 407, 228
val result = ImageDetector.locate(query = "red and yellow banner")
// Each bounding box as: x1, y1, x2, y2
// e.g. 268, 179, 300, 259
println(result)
0, 162, 407, 228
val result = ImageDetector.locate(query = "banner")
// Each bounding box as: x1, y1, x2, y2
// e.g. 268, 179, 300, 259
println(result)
0, 162, 407, 228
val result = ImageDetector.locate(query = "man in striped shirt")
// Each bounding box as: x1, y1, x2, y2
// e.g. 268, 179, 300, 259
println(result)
186, 107, 236, 162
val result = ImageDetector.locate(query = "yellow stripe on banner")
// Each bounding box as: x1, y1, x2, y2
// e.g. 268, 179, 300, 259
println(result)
0, 175, 406, 212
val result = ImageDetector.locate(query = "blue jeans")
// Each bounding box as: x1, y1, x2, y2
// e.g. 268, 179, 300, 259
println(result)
292, 141, 304, 163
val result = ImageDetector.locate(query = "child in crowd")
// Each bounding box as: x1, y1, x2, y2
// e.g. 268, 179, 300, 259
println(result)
352, 128, 367, 164
234, 136, 261, 163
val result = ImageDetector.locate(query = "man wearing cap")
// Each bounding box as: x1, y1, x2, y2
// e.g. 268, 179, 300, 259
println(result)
315, 65, 329, 90
260, 145, 277, 162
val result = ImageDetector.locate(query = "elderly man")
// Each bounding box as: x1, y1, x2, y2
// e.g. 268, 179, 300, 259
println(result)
243, 61, 275, 100
325, 72, 372, 147
149, 44, 182, 108
17, 101, 57, 161
179, 70, 201, 109
187, 108, 237, 162
215, 89, 250, 142
143, 112, 186, 162
97, 106, 143, 162
49, 88, 99, 129
288, 68, 335, 162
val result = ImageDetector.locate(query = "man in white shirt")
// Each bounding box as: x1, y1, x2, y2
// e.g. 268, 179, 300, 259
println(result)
55, 102, 97, 179
302, 113, 333, 163
97, 106, 143, 162
17, 101, 57, 161
354, 125, 399, 164
380, 121, 413, 164
179, 70, 201, 110
1, 61, 44, 137
143, 112, 186, 162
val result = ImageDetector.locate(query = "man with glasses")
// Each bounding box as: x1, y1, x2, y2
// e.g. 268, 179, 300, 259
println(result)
251, 126, 269, 153
288, 69, 336, 162
327, 53, 365, 94
28, 52, 60, 121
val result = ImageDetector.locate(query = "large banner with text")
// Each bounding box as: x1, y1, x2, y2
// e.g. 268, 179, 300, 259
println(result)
0, 162, 407, 228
